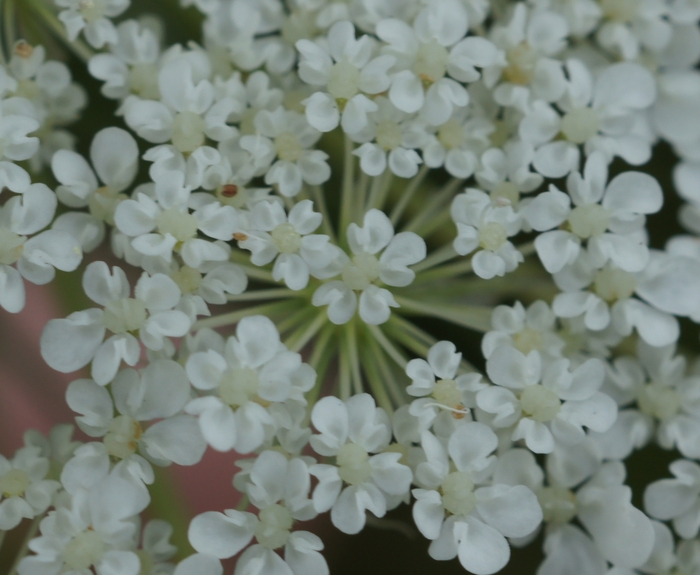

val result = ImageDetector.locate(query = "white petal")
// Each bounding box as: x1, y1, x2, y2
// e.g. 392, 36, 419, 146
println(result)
358, 285, 398, 325
90, 127, 139, 192
312, 281, 356, 325
0, 265, 25, 313
455, 516, 511, 575
188, 510, 256, 558
303, 92, 339, 133
142, 415, 207, 466
389, 70, 424, 114
40, 309, 105, 373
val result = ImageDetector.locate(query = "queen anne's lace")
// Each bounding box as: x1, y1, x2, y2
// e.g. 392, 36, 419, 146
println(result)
2, 0, 700, 573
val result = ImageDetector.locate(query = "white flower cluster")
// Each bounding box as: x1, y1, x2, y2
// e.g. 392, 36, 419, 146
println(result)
1, 0, 700, 572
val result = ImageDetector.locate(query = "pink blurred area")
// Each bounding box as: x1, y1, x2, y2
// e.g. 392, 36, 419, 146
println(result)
0, 281, 239, 517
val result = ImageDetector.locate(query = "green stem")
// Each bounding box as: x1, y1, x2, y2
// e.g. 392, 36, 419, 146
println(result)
359, 338, 394, 414
3, 0, 15, 60
412, 209, 453, 239
338, 338, 351, 401
192, 300, 296, 330
412, 258, 474, 283
394, 295, 493, 332
0, 528, 5, 551
355, 170, 370, 223
367, 324, 407, 369
390, 165, 429, 225
227, 288, 300, 302
7, 513, 42, 575
226, 254, 277, 283
276, 305, 316, 336
236, 495, 250, 511
366, 170, 394, 212
309, 185, 336, 242
339, 135, 356, 234
386, 314, 477, 373
411, 244, 458, 274
345, 320, 363, 396
308, 323, 335, 370
402, 178, 461, 233
26, 0, 94, 62
385, 323, 430, 358
518, 240, 536, 258
150, 467, 193, 558
387, 314, 437, 348
286, 311, 327, 353
365, 331, 406, 407
304, 324, 336, 414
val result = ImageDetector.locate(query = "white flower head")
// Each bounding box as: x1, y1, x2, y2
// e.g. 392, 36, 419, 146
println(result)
451, 188, 523, 279
478, 346, 617, 453
238, 199, 337, 290
308, 394, 412, 534
312, 208, 426, 325
297, 20, 395, 134
185, 315, 316, 454
413, 423, 543, 575
40, 261, 191, 384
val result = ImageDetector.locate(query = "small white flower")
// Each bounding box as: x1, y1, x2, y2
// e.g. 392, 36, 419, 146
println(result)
56, 0, 131, 48
352, 97, 424, 178
296, 20, 395, 134
253, 106, 330, 197
0, 183, 82, 313
451, 188, 523, 279
308, 394, 412, 534
18, 464, 149, 575
477, 346, 617, 453
238, 199, 337, 290
377, 0, 499, 126
524, 151, 663, 274
0, 447, 60, 530
185, 316, 316, 453
40, 261, 191, 383
312, 208, 426, 324
63, 359, 204, 469
413, 424, 542, 575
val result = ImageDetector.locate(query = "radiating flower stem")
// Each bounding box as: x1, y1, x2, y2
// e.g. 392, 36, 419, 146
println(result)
395, 295, 493, 332
275, 305, 317, 335
286, 311, 327, 353
345, 320, 363, 396
402, 182, 457, 233
3, 0, 16, 59
227, 254, 277, 283
308, 185, 336, 242
7, 514, 42, 575
367, 324, 407, 369
339, 135, 356, 234
25, 0, 93, 62
366, 170, 394, 211
338, 341, 351, 401
365, 331, 406, 407
390, 164, 430, 225
359, 340, 394, 414
193, 300, 297, 330
411, 258, 474, 283
518, 240, 537, 258
386, 314, 477, 372
227, 288, 300, 301
304, 324, 336, 413
355, 170, 370, 222
411, 244, 458, 273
